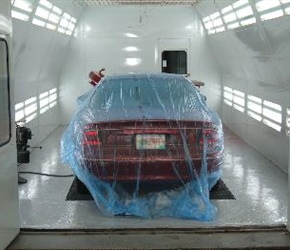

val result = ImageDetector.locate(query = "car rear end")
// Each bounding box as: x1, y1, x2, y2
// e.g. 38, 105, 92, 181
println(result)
81, 73, 223, 183
82, 120, 223, 182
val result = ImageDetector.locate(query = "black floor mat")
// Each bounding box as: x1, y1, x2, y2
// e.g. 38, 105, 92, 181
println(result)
66, 178, 235, 201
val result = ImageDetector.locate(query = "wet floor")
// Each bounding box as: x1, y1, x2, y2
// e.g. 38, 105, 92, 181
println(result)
18, 126, 287, 229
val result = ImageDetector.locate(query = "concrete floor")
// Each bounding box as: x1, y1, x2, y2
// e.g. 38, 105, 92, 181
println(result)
7, 125, 290, 249
17, 126, 287, 229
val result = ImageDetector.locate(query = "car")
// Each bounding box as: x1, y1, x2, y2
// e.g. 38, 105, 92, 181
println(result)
68, 73, 224, 190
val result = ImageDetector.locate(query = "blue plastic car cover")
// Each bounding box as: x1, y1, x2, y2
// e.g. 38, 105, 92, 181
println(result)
61, 73, 224, 220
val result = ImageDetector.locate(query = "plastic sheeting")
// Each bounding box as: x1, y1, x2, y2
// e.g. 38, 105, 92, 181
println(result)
61, 73, 224, 220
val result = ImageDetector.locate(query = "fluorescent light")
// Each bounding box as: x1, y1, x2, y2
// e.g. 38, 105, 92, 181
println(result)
85, 25, 91, 32
213, 18, 223, 27
50, 93, 57, 101
68, 23, 75, 31
248, 95, 262, 103
40, 106, 49, 114
223, 13, 237, 23
224, 99, 233, 106
35, 7, 50, 20
215, 27, 225, 33
233, 89, 245, 97
256, 0, 281, 12
125, 58, 141, 66
49, 88, 57, 94
210, 12, 220, 20
287, 109, 290, 129
11, 10, 29, 21
233, 104, 245, 113
236, 6, 253, 18
286, 6, 290, 15
261, 9, 284, 20
125, 33, 138, 38
60, 18, 69, 28
15, 102, 24, 110
24, 97, 36, 105
39, 92, 48, 99
15, 110, 25, 122
204, 22, 213, 30
248, 111, 262, 121
25, 103, 37, 116
66, 30, 72, 36
224, 86, 232, 92
232, 0, 248, 9
58, 27, 65, 33
52, 6, 62, 15
228, 22, 240, 29
202, 16, 210, 22
263, 100, 282, 111
263, 119, 281, 131
221, 5, 233, 14
46, 23, 56, 30
26, 113, 37, 123
49, 101, 57, 108
39, 0, 53, 9
32, 18, 45, 27
224, 91, 233, 101
240, 17, 256, 26
40, 98, 49, 108
49, 13, 60, 24
124, 46, 139, 52
263, 108, 282, 123
63, 13, 71, 19
13, 0, 32, 13
234, 96, 245, 107
248, 101, 262, 114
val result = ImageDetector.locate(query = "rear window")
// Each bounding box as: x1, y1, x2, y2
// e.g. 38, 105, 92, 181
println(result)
92, 76, 201, 111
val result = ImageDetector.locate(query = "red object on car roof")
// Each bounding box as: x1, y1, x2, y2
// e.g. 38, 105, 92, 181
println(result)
89, 68, 105, 86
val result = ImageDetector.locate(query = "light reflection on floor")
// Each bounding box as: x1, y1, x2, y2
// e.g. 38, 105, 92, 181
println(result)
18, 126, 287, 229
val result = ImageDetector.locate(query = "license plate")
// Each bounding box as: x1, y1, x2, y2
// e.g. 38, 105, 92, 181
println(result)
136, 134, 166, 150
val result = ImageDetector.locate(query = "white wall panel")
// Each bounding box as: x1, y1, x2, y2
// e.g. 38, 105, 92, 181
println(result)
12, 0, 81, 147
59, 6, 221, 124
13, 19, 65, 146
197, 0, 290, 172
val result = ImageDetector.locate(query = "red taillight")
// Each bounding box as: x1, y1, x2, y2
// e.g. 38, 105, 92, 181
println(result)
84, 130, 102, 145
200, 129, 218, 146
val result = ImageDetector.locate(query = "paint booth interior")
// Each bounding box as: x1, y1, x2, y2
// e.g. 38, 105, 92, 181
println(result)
12, 0, 290, 228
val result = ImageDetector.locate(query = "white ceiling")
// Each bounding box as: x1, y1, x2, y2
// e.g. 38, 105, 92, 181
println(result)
72, 0, 199, 7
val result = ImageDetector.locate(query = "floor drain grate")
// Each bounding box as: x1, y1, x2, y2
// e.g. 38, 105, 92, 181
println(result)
66, 178, 235, 201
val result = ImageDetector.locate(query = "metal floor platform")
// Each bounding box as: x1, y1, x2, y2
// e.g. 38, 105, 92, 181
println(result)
17, 126, 287, 229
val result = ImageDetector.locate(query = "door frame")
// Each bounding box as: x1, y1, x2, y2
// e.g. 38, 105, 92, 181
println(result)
0, 1, 20, 248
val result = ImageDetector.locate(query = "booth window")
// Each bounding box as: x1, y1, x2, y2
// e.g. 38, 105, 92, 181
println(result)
223, 86, 233, 106
0, 38, 11, 147
161, 50, 187, 74
286, 108, 290, 136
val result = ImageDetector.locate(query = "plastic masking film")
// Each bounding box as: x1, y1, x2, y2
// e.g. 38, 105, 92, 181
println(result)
61, 73, 224, 220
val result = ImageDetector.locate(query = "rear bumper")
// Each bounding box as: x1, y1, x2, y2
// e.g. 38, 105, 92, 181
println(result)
82, 155, 223, 182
